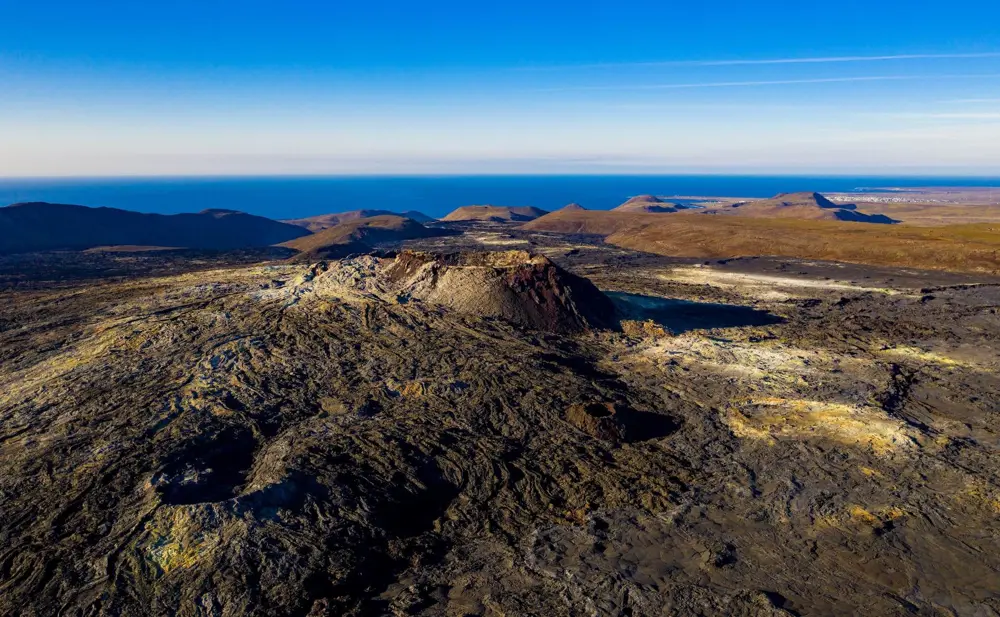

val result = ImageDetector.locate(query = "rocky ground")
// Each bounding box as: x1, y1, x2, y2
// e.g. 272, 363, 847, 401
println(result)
1, 225, 999, 616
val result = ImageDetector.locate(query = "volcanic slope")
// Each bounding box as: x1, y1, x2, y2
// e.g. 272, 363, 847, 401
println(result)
284, 209, 435, 232
441, 205, 548, 222
705, 192, 899, 223
613, 194, 686, 213
522, 209, 1000, 273
279, 215, 454, 260
382, 250, 616, 332
0, 202, 310, 253
2, 247, 1000, 616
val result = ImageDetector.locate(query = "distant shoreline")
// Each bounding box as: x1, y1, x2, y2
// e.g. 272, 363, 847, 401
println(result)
2, 175, 999, 220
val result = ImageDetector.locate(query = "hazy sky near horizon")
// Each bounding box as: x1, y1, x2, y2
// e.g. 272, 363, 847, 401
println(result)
3, 0, 1000, 176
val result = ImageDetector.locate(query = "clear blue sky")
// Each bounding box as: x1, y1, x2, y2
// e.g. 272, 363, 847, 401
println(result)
2, 0, 1000, 175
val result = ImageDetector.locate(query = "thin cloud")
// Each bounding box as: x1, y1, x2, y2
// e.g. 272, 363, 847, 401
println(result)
521, 52, 1000, 70
536, 74, 1000, 93
885, 112, 1000, 119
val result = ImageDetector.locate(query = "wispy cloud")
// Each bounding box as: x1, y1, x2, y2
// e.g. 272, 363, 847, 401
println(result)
537, 74, 1000, 93
884, 112, 1000, 119
945, 98, 1000, 104
523, 52, 1000, 70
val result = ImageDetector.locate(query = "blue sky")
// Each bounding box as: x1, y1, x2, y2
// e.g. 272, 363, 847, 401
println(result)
2, 0, 1000, 175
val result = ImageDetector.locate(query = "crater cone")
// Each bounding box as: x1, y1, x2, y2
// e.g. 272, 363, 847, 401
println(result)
380, 250, 617, 332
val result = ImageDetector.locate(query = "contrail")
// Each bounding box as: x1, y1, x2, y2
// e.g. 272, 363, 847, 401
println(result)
520, 52, 1000, 70
535, 74, 1000, 92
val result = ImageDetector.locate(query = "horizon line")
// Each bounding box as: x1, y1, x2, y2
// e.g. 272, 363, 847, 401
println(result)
4, 171, 1000, 180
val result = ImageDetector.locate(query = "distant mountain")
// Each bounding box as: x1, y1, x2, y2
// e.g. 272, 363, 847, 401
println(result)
709, 192, 899, 224
0, 202, 311, 254
441, 205, 549, 222
559, 203, 587, 212
279, 215, 455, 260
284, 209, 435, 232
613, 195, 686, 213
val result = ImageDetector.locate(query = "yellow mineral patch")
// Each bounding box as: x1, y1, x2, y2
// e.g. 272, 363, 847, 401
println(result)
319, 397, 347, 415
859, 466, 884, 478
621, 319, 670, 339
878, 346, 969, 368
660, 268, 898, 298
0, 326, 122, 405
637, 335, 869, 394
849, 506, 878, 524
146, 509, 219, 575
725, 397, 912, 455
958, 478, 1000, 515
816, 505, 906, 531
725, 410, 776, 445
471, 234, 530, 247
401, 381, 427, 397
813, 514, 841, 530
880, 506, 906, 520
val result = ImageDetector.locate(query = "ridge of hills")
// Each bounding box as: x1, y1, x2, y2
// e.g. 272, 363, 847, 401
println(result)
0, 202, 310, 254
284, 209, 435, 232
279, 215, 455, 260
522, 208, 1000, 273
441, 205, 549, 222
705, 192, 899, 224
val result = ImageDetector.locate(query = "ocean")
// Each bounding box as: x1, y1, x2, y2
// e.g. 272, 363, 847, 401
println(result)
1, 175, 999, 220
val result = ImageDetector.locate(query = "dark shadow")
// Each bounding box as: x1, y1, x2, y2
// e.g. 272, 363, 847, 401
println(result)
607, 292, 784, 334
566, 402, 682, 445
154, 428, 257, 505
617, 408, 683, 444
538, 352, 618, 381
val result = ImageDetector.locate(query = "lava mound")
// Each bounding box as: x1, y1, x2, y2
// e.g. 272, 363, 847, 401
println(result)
381, 250, 617, 332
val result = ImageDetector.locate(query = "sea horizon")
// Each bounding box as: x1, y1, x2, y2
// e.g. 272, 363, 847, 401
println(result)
2, 174, 999, 220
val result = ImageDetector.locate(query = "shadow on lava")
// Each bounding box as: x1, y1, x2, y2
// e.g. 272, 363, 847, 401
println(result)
607, 292, 785, 334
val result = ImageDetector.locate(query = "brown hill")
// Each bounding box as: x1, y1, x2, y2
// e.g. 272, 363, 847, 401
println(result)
707, 192, 899, 224
280, 215, 453, 260
613, 195, 685, 214
0, 202, 310, 254
560, 203, 587, 212
284, 209, 434, 232
522, 209, 1000, 273
380, 250, 616, 332
441, 205, 549, 222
